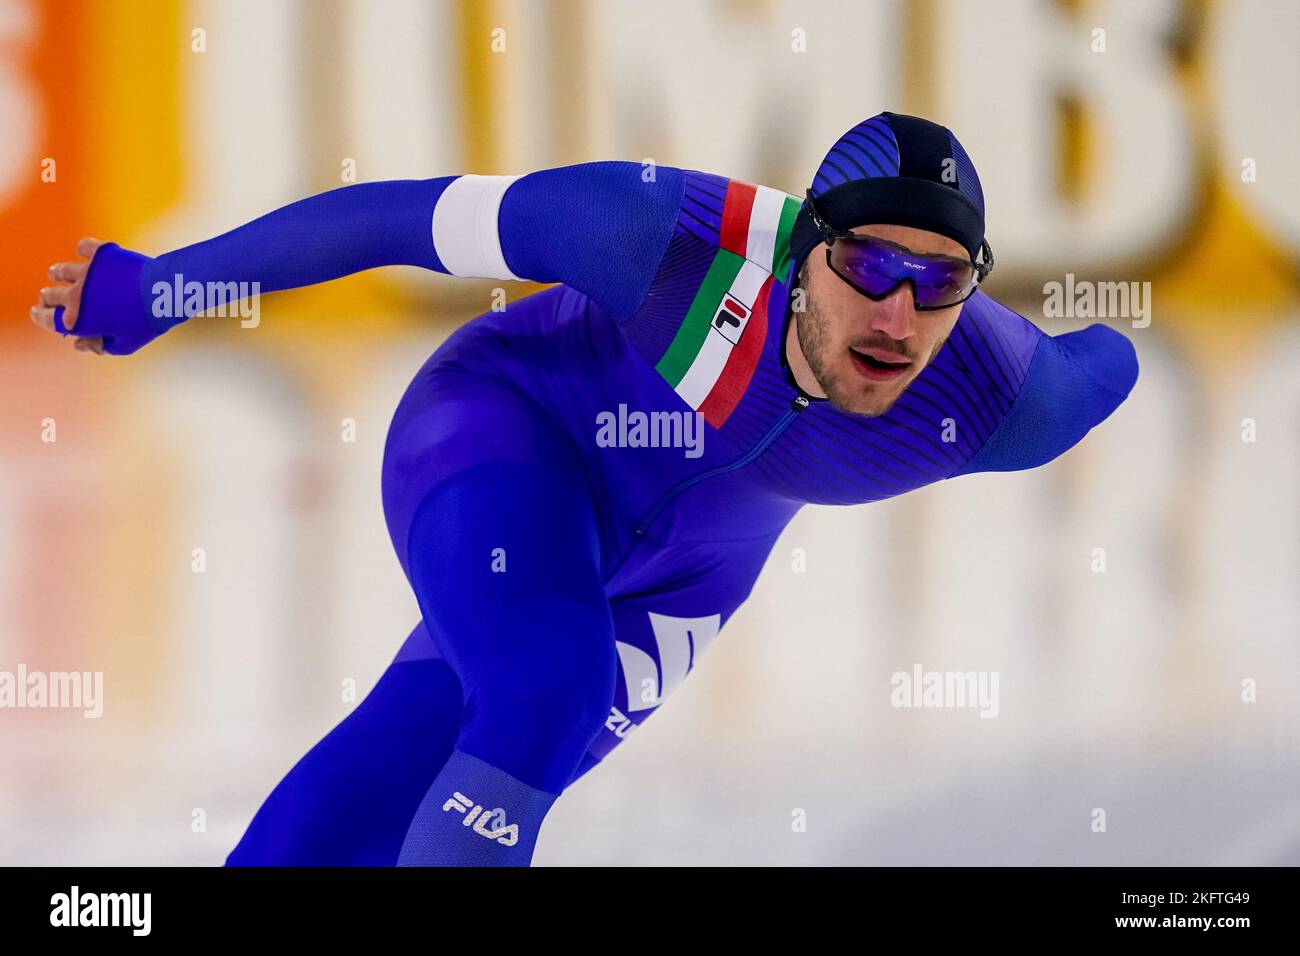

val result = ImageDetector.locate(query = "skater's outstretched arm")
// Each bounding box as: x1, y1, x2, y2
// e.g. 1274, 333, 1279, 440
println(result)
29, 163, 686, 355
948, 292, 1139, 476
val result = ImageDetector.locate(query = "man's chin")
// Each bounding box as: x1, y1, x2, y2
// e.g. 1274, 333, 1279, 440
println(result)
824, 383, 902, 418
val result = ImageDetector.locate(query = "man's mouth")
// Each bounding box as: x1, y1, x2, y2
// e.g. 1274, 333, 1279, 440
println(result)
848, 346, 912, 382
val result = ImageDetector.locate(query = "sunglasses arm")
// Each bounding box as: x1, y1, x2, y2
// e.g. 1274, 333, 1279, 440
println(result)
974, 239, 995, 282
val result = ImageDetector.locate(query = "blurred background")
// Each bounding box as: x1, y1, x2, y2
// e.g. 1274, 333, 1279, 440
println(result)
2, 0, 1298, 865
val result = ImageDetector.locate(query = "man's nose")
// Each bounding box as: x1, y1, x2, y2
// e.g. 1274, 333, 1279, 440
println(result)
867, 282, 918, 339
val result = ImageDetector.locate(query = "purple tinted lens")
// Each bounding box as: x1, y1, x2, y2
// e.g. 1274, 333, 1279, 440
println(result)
829, 236, 977, 308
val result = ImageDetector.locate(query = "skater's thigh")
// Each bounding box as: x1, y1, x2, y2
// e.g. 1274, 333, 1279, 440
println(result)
401, 444, 617, 794
381, 366, 602, 584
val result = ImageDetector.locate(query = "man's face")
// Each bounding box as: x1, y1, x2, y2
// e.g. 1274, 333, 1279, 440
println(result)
790, 223, 968, 417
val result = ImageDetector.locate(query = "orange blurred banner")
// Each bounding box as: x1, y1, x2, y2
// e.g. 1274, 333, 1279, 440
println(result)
2, 0, 181, 330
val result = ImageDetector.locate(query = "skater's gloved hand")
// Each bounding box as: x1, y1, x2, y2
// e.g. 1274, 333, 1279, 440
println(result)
31, 237, 164, 356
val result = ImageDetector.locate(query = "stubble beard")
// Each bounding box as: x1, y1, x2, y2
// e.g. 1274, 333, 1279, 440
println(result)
793, 279, 949, 419
794, 290, 901, 418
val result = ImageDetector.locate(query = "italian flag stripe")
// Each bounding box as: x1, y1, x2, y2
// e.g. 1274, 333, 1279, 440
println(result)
746, 186, 787, 275
656, 250, 745, 387
657, 182, 801, 426
698, 273, 772, 427
675, 257, 769, 409
719, 180, 757, 256
771, 194, 801, 279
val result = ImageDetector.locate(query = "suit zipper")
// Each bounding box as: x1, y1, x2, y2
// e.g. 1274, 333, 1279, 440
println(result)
634, 394, 810, 536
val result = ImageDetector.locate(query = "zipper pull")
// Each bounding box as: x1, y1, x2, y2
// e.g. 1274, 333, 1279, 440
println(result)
791, 395, 810, 412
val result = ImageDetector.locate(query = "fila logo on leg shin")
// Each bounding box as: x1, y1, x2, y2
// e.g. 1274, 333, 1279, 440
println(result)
442, 792, 520, 846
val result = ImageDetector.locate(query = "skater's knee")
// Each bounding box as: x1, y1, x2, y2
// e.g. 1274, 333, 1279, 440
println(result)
516, 658, 614, 743
459, 641, 616, 793
480, 634, 614, 731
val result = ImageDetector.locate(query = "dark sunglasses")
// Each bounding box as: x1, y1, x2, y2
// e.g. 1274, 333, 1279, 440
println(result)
805, 189, 994, 311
